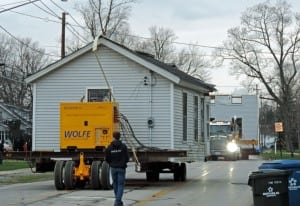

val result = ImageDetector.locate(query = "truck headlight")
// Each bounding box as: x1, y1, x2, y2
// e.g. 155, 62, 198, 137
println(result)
227, 142, 238, 152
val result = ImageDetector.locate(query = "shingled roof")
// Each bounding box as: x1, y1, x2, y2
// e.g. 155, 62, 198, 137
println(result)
26, 36, 215, 93
134, 50, 215, 92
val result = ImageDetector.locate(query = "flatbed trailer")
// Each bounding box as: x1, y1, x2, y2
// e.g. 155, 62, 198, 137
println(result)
3, 148, 188, 190
2, 100, 189, 190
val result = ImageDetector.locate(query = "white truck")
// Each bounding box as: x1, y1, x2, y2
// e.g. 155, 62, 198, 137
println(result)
205, 119, 257, 161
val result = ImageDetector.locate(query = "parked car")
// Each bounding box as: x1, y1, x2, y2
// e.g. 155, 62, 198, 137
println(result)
3, 142, 13, 152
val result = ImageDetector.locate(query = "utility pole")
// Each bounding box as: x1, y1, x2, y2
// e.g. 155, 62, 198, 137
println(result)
61, 12, 66, 58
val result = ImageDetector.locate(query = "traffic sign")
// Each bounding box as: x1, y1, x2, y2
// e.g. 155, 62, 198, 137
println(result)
275, 122, 283, 132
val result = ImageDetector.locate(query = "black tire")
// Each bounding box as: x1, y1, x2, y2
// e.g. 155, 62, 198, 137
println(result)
153, 171, 159, 181
179, 163, 186, 181
64, 161, 75, 189
173, 163, 180, 181
146, 172, 152, 181
54, 161, 65, 190
100, 161, 112, 190
91, 161, 102, 190
146, 171, 159, 182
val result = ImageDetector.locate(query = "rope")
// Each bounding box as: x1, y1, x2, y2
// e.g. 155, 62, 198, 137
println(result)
92, 36, 141, 166
92, 35, 116, 102
120, 114, 140, 167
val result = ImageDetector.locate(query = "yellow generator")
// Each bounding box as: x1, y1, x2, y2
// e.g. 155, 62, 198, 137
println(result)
60, 102, 120, 151
54, 100, 120, 190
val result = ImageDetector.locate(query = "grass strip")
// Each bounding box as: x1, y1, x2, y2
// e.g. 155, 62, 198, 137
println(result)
0, 160, 30, 171
261, 151, 300, 160
0, 172, 53, 185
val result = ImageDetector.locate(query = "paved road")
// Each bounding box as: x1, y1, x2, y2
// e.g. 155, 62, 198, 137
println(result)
0, 159, 264, 206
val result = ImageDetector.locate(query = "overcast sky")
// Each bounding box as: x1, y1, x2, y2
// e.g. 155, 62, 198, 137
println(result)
1, 0, 300, 94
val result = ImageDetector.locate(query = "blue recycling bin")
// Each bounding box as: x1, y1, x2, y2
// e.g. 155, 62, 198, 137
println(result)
259, 160, 300, 206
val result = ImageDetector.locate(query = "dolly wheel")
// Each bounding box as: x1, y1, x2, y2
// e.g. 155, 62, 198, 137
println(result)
64, 161, 75, 189
91, 161, 102, 190
100, 161, 113, 190
54, 160, 65, 190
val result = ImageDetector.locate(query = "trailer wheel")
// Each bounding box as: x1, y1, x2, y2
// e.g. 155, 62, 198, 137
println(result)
64, 161, 75, 189
146, 171, 159, 182
91, 161, 102, 190
179, 163, 186, 181
54, 160, 65, 190
100, 161, 112, 190
173, 163, 180, 181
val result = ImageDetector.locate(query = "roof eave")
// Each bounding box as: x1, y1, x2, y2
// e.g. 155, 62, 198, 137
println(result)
25, 44, 93, 83
25, 37, 181, 84
179, 80, 216, 94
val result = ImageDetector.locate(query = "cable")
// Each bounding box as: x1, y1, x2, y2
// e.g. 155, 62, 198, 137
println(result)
0, 0, 30, 7
32, 1, 59, 18
0, 0, 41, 14
49, 0, 86, 30
9, 10, 61, 24
0, 24, 60, 58
66, 24, 89, 44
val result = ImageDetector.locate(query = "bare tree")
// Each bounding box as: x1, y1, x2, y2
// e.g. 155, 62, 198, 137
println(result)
175, 45, 211, 81
75, 0, 136, 39
216, 1, 300, 152
133, 26, 177, 62
147, 26, 177, 62
134, 26, 211, 81
0, 34, 48, 109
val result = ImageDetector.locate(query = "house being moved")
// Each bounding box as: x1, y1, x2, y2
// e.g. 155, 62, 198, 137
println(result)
25, 36, 215, 161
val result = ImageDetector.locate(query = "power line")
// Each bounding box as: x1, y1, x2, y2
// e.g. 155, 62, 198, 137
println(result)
66, 24, 89, 44
49, 0, 84, 29
32, 1, 58, 18
0, 0, 41, 14
49, 0, 90, 39
9, 10, 61, 24
0, 0, 30, 7
0, 24, 59, 58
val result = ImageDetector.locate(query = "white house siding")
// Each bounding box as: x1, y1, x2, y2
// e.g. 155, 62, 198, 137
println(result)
173, 85, 206, 161
210, 95, 259, 140
33, 46, 173, 151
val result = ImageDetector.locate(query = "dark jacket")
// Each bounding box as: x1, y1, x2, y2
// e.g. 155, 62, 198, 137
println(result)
105, 139, 129, 168
0, 141, 3, 153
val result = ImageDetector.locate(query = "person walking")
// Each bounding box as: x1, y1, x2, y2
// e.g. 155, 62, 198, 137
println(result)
105, 131, 129, 206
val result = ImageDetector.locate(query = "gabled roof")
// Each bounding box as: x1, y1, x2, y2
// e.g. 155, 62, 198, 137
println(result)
0, 103, 31, 128
26, 36, 215, 93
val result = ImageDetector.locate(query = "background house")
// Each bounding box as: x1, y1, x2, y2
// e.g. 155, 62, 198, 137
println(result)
0, 102, 32, 150
210, 94, 259, 140
25, 37, 215, 161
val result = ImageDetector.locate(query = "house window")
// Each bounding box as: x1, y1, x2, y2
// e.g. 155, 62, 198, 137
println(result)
200, 98, 205, 142
182, 92, 187, 141
232, 96, 242, 104
194, 96, 199, 141
86, 88, 111, 102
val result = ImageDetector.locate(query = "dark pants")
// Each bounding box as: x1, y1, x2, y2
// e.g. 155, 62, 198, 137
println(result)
111, 167, 126, 206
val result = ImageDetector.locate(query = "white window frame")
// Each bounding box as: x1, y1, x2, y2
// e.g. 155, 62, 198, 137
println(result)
85, 87, 113, 102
